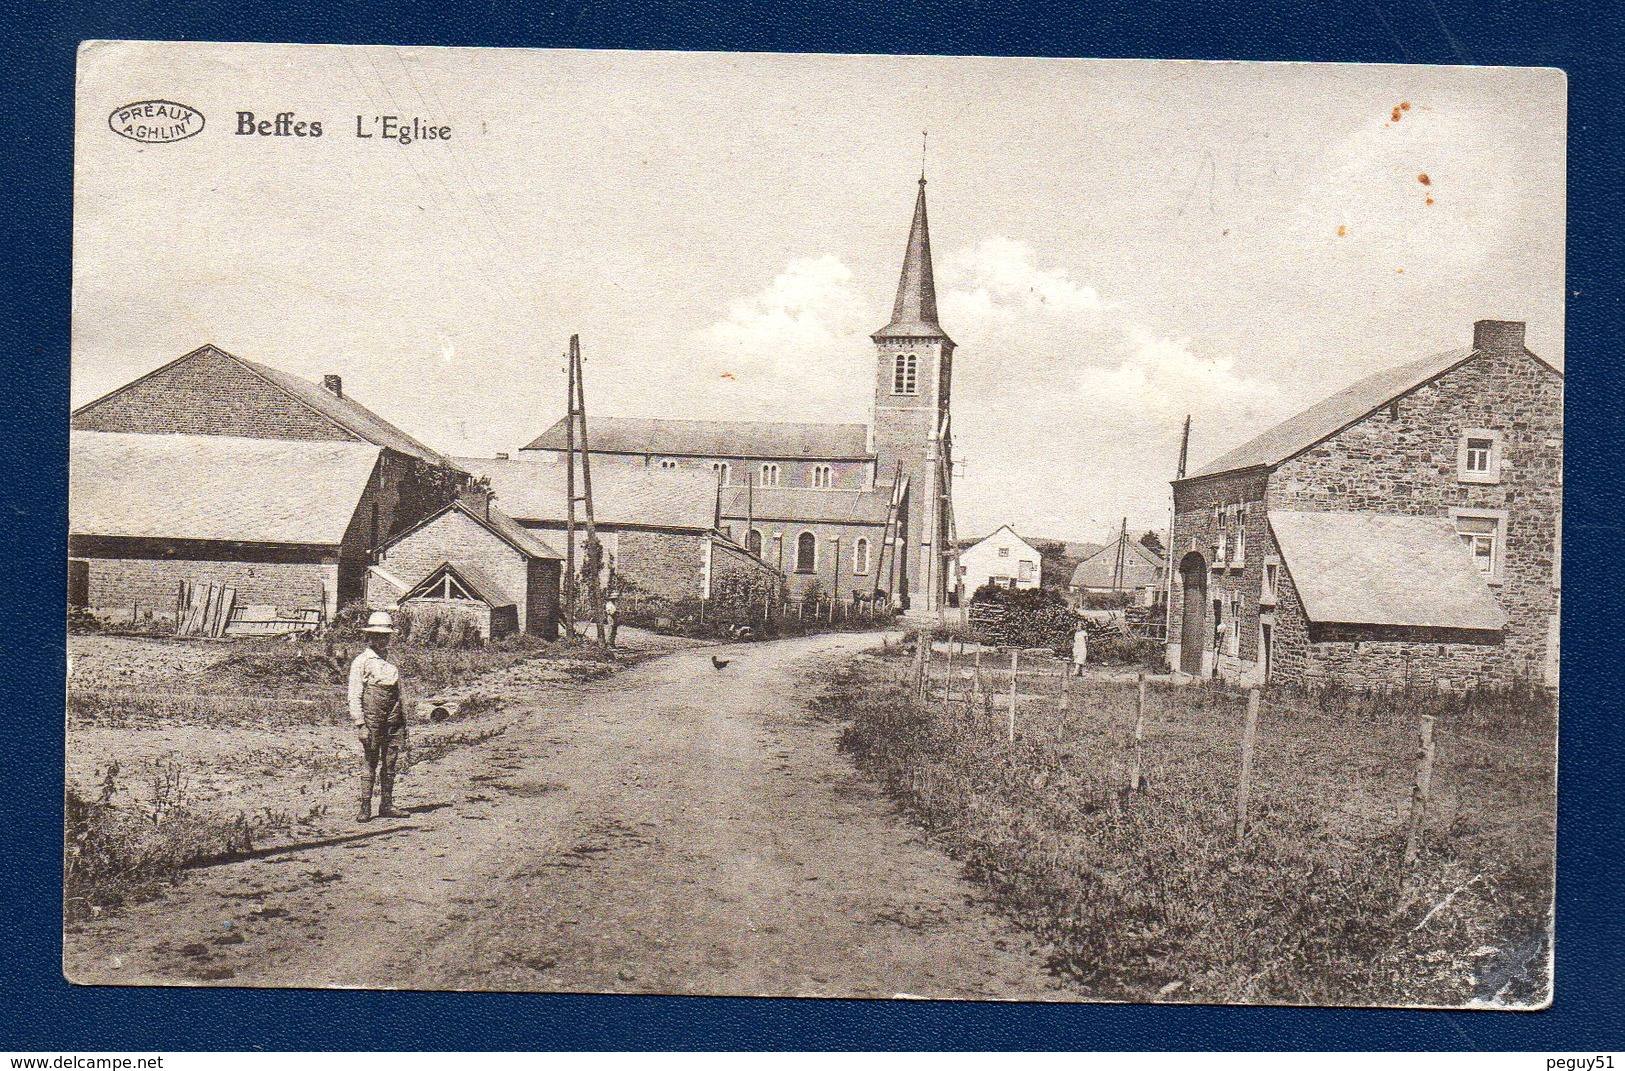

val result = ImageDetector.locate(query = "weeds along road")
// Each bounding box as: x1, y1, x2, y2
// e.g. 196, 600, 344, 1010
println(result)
66, 631, 1060, 998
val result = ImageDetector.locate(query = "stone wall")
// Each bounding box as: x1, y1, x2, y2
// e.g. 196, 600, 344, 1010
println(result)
372, 507, 533, 630
1169, 468, 1273, 678
71, 346, 357, 443
68, 541, 338, 622
708, 536, 783, 595
614, 529, 707, 600
735, 520, 889, 600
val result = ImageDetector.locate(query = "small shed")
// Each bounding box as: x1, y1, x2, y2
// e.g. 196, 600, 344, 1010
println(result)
400, 561, 520, 641
368, 500, 563, 639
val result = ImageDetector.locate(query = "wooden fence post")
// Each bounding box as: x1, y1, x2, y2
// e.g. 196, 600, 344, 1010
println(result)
943, 639, 957, 710
1007, 649, 1020, 742
1130, 673, 1147, 792
1403, 714, 1437, 866
1235, 688, 1260, 841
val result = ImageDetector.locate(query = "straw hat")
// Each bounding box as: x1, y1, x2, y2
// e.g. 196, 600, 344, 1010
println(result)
363, 610, 396, 634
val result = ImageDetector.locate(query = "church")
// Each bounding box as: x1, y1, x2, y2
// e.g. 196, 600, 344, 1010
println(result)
521, 178, 959, 612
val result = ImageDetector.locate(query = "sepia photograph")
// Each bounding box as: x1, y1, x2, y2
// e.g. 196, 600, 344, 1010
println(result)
65, 41, 1562, 1008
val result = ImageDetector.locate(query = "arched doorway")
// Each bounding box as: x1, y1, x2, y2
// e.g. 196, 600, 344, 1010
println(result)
1178, 552, 1208, 676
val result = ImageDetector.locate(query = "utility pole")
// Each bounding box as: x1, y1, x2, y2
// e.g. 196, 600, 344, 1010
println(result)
562, 334, 606, 644
1112, 516, 1129, 593
1165, 414, 1191, 648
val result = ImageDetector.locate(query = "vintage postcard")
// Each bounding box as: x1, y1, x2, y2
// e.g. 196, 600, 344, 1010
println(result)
67, 42, 1562, 1006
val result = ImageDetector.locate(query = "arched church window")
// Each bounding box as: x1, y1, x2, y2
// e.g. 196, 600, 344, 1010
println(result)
812, 464, 832, 488
892, 353, 918, 395
854, 537, 870, 575
795, 531, 817, 574
761, 463, 781, 487
712, 461, 729, 484
747, 529, 763, 556
659, 458, 678, 470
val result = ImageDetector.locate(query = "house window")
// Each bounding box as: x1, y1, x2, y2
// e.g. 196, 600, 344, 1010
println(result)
747, 529, 763, 556
854, 537, 870, 575
1451, 509, 1507, 581
760, 463, 780, 487
712, 461, 730, 484
1018, 560, 1036, 583
892, 353, 918, 395
998, 546, 1010, 558
795, 531, 817, 574
1234, 524, 1247, 567
1457, 429, 1502, 484
659, 458, 679, 470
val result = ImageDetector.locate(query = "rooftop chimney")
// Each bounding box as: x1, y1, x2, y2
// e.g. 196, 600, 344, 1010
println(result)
1473, 320, 1526, 355
322, 374, 343, 398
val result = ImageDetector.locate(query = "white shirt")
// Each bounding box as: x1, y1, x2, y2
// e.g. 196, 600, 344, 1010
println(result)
348, 645, 401, 726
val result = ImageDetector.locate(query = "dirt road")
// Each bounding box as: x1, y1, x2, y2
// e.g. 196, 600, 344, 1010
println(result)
66, 632, 1061, 998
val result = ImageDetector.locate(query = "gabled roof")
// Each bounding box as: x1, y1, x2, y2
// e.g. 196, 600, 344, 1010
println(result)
964, 524, 1039, 556
1186, 347, 1477, 480
1069, 536, 1164, 590
402, 560, 517, 609
874, 178, 951, 342
1269, 511, 1508, 630
70, 430, 380, 545
720, 485, 893, 526
457, 456, 721, 532
378, 499, 563, 561
522, 416, 873, 461
73, 344, 457, 469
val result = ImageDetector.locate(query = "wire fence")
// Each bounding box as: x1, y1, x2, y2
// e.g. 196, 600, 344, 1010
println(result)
889, 636, 1555, 864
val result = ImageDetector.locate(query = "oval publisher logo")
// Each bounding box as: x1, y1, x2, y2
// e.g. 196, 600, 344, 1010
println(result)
108, 100, 205, 143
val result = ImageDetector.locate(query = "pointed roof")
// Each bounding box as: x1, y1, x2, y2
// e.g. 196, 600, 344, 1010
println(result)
873, 179, 951, 342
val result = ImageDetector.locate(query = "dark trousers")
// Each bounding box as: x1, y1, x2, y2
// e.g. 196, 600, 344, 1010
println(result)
606, 617, 619, 647
360, 724, 399, 815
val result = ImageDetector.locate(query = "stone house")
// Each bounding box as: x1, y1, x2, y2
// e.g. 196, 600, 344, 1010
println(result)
958, 525, 1043, 595
1069, 534, 1167, 608
518, 178, 958, 611
70, 344, 471, 614
366, 500, 563, 639
455, 456, 779, 603
1168, 320, 1561, 690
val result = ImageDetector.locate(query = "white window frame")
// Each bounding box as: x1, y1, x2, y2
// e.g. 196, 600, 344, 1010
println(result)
1233, 523, 1247, 569
1260, 557, 1280, 607
1450, 507, 1508, 584
1457, 428, 1503, 484
997, 546, 1010, 558
712, 461, 730, 484
812, 464, 832, 489
1017, 560, 1036, 583
760, 463, 781, 487
853, 537, 870, 575
794, 530, 818, 574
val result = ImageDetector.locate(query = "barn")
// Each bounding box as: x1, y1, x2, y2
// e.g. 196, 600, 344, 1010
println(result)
366, 499, 563, 639
1069, 534, 1166, 608
69, 430, 385, 625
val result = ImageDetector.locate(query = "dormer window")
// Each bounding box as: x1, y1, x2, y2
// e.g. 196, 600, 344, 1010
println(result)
892, 353, 918, 395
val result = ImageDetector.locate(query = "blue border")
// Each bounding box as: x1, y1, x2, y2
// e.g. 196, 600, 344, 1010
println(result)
5, 0, 1621, 1051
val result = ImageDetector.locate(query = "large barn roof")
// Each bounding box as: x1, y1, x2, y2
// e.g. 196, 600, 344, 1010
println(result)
456, 456, 721, 532
720, 485, 893, 526
522, 416, 873, 461
1270, 511, 1508, 631
70, 430, 380, 545
379, 499, 563, 561
1070, 536, 1164, 590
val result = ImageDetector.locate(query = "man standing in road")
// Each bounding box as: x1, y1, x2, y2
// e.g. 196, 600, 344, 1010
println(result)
349, 610, 408, 822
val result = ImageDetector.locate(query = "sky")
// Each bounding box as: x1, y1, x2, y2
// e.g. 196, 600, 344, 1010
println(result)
73, 43, 1565, 543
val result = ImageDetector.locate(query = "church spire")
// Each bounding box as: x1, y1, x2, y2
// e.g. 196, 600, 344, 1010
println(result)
874, 177, 951, 342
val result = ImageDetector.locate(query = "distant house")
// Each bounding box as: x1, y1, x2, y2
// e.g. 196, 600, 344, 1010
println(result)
70, 344, 470, 617
366, 500, 563, 640
456, 456, 780, 603
69, 430, 385, 623
1168, 320, 1561, 689
958, 525, 1042, 595
1069, 534, 1167, 608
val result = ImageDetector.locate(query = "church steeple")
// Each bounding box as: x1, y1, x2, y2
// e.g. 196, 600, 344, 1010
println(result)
874, 177, 951, 343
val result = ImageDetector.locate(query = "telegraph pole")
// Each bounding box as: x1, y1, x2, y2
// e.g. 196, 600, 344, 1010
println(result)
563, 334, 606, 644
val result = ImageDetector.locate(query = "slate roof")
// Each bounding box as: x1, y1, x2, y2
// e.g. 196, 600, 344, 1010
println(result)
1070, 537, 1165, 590
457, 456, 720, 532
378, 499, 563, 561
873, 178, 951, 342
1186, 347, 1477, 480
522, 416, 873, 460
720, 486, 892, 526
70, 430, 380, 545
403, 560, 517, 608
235, 354, 456, 468
1269, 511, 1508, 630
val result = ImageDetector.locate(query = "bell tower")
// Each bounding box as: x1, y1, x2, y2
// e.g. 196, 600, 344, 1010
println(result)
872, 176, 954, 612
